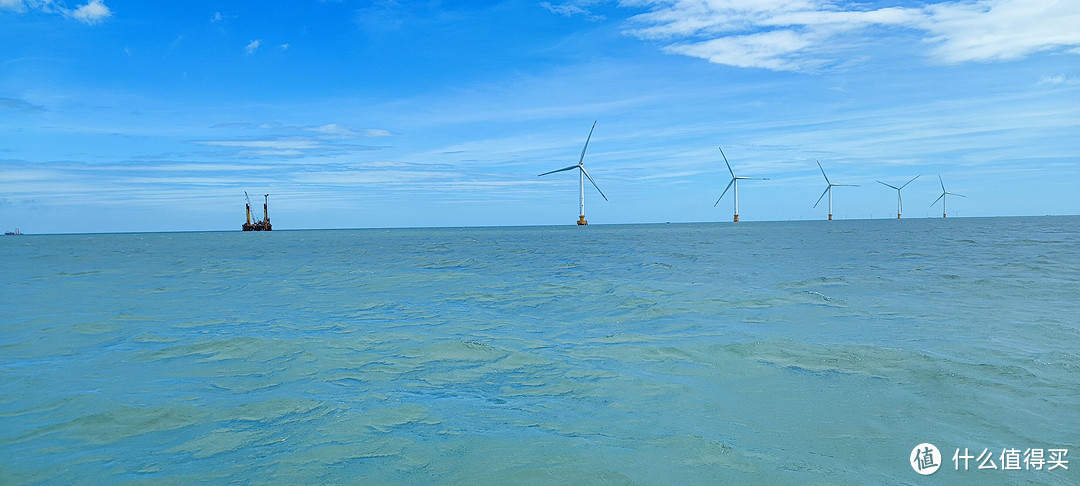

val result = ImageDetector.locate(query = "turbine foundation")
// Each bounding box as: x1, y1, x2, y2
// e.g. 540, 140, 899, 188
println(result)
577, 216, 588, 225
828, 214, 833, 221
733, 214, 739, 223
897, 213, 902, 219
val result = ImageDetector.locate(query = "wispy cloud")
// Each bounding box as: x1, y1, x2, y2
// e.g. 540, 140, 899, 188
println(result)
0, 0, 26, 12
1, 0, 112, 24
922, 1, 1080, 63
0, 97, 46, 112
208, 122, 394, 139
540, 1, 605, 20
664, 30, 817, 71
305, 124, 393, 138
192, 138, 384, 158
619, 0, 1080, 71
244, 39, 261, 55
196, 139, 324, 150
192, 122, 394, 159
1039, 73, 1080, 86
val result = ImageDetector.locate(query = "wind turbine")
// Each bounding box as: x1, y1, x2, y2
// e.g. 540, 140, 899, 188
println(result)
813, 161, 859, 220
713, 147, 768, 222
877, 175, 920, 219
931, 174, 965, 218
538, 121, 607, 225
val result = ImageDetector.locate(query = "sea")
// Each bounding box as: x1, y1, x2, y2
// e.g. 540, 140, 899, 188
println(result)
1, 216, 1078, 485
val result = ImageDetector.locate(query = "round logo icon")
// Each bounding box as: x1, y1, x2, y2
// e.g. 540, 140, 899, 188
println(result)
911, 443, 941, 475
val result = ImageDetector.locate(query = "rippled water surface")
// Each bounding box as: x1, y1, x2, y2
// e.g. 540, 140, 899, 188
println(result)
2, 217, 1078, 484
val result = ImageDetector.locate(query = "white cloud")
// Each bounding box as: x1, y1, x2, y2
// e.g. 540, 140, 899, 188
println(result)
1039, 73, 1080, 86
541, 1, 605, 20
245, 39, 261, 54
622, 0, 922, 70
306, 124, 394, 138
70, 0, 110, 24
211, 11, 222, 22
363, 128, 393, 137
1, 0, 112, 24
665, 30, 816, 71
921, 0, 1080, 63
307, 124, 357, 137
209, 122, 395, 141
196, 140, 323, 150
0, 0, 23, 11
617, 0, 1080, 71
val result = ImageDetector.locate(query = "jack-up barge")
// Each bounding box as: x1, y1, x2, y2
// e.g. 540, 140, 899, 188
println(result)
242, 192, 272, 231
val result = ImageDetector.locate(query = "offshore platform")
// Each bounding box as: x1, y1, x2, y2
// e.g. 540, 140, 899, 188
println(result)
242, 192, 272, 231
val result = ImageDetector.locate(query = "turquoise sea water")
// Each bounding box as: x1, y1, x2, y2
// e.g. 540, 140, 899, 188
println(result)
2, 217, 1078, 484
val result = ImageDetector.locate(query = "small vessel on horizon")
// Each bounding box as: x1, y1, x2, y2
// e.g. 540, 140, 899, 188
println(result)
242, 192, 272, 231
4, 228, 22, 236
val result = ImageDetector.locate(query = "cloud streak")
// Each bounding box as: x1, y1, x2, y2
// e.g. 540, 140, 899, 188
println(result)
0, 97, 46, 112
191, 122, 395, 159
1, 0, 112, 24
619, 0, 1080, 71
541, 1, 606, 20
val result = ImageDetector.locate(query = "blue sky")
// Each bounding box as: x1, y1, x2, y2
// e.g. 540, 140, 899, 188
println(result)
2, 0, 1078, 232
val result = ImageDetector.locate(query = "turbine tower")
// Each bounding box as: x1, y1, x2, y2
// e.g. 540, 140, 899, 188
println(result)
814, 161, 859, 220
931, 174, 965, 218
538, 121, 607, 225
877, 175, 920, 219
713, 147, 768, 222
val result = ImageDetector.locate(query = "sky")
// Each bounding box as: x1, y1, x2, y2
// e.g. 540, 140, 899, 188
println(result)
1, 0, 1078, 233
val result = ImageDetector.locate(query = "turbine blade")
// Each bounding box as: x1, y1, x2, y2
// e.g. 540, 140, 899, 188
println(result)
931, 193, 944, 207
814, 186, 830, 208
877, 181, 900, 190
714, 179, 735, 207
938, 174, 946, 192
737, 176, 769, 180
580, 166, 607, 201
719, 147, 736, 178
578, 120, 597, 167
538, 165, 580, 177
949, 192, 967, 198
817, 160, 831, 184
900, 175, 920, 189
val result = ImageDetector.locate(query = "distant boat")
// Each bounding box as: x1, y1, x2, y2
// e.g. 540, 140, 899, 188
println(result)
4, 228, 22, 236
242, 192, 272, 231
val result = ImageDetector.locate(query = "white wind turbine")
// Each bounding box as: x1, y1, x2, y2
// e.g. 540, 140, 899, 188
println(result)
713, 147, 768, 222
814, 161, 859, 220
877, 175, 920, 219
538, 120, 607, 225
931, 174, 965, 218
